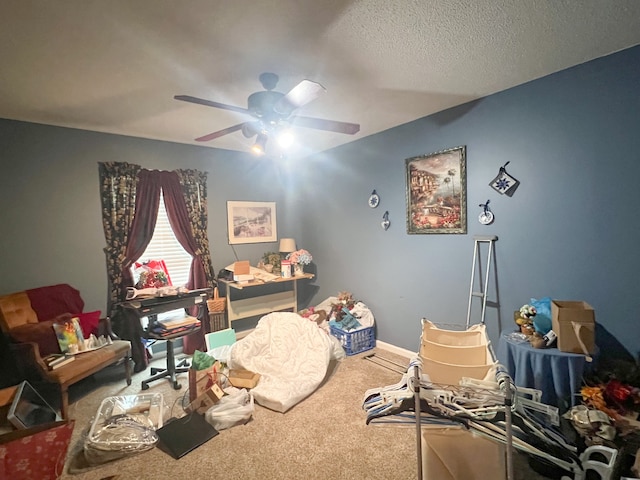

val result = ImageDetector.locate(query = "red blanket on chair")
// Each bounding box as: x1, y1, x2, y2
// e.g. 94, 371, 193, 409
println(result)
26, 284, 85, 321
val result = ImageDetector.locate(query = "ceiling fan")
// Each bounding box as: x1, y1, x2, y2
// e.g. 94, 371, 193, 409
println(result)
174, 72, 360, 153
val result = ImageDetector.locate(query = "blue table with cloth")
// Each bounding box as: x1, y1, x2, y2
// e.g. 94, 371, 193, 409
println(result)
497, 330, 593, 412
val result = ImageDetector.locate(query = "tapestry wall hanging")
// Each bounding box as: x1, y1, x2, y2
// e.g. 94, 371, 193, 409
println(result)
405, 146, 467, 234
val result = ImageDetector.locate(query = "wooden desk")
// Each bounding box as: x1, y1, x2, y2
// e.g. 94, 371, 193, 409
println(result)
118, 288, 210, 320
118, 289, 210, 390
219, 274, 314, 323
115, 289, 210, 374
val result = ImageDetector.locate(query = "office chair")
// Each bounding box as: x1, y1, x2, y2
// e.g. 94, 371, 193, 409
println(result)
141, 314, 201, 390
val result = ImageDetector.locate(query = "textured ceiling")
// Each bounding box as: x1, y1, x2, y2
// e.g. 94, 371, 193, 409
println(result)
1, 0, 639, 158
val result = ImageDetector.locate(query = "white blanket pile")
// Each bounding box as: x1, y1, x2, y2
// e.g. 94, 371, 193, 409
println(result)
228, 311, 344, 412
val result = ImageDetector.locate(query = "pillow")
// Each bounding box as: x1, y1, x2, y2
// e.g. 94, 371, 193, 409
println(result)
9, 320, 61, 357
74, 310, 101, 338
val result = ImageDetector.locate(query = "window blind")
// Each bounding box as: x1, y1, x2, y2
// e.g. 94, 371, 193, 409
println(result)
137, 191, 192, 287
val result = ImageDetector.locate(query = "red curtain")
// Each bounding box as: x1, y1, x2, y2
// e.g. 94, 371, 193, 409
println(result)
116, 169, 162, 370
161, 171, 208, 353
121, 169, 162, 296
106, 167, 212, 362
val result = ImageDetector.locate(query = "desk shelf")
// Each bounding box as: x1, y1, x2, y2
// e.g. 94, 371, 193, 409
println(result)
220, 274, 314, 323
119, 289, 210, 340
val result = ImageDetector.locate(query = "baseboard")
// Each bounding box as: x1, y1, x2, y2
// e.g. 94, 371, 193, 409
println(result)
375, 340, 417, 359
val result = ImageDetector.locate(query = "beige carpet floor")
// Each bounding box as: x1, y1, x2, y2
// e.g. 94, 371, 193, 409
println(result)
57, 347, 550, 480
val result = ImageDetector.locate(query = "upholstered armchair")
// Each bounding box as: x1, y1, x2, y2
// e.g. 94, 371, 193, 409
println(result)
0, 284, 131, 418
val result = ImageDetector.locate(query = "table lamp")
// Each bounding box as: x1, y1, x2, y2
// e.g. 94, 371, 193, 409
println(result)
279, 238, 296, 254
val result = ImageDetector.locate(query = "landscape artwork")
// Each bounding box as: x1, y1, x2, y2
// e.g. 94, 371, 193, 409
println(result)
227, 201, 277, 244
405, 146, 467, 234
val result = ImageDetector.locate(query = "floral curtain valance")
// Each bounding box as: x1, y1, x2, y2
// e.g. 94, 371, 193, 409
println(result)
98, 162, 216, 313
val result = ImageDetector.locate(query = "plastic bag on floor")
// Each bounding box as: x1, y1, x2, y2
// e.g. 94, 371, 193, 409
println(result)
351, 302, 375, 328
204, 388, 254, 430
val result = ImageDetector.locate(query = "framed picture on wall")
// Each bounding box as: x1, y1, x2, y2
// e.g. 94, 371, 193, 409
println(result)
227, 201, 277, 244
405, 146, 467, 234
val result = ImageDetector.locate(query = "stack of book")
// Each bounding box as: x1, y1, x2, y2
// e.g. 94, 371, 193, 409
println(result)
148, 314, 200, 338
43, 354, 75, 370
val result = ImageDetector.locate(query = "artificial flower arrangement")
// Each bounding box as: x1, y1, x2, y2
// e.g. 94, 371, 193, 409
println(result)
577, 372, 640, 443
330, 291, 356, 322
136, 266, 169, 289
581, 381, 640, 422
261, 252, 282, 272
519, 304, 537, 319
579, 359, 640, 426
287, 249, 312, 265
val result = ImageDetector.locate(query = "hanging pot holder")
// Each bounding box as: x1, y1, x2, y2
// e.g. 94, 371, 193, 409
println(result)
489, 161, 520, 197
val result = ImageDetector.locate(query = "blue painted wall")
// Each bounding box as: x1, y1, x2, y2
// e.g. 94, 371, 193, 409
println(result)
296, 45, 640, 355
0, 125, 297, 328
1, 45, 638, 357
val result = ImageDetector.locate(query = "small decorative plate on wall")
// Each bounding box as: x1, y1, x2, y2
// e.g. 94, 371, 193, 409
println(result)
478, 200, 494, 225
368, 190, 380, 208
381, 211, 390, 230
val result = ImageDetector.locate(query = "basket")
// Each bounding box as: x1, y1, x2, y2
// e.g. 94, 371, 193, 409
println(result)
329, 325, 375, 356
208, 312, 227, 332
207, 287, 226, 313
206, 287, 227, 332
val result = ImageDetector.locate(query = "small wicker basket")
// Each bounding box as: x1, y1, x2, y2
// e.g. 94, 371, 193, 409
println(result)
207, 287, 227, 332
207, 287, 226, 313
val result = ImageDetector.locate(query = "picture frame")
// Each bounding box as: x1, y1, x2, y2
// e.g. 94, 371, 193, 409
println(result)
226, 201, 277, 244
406, 146, 467, 234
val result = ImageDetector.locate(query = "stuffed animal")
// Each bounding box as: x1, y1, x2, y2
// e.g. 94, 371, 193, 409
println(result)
530, 333, 546, 349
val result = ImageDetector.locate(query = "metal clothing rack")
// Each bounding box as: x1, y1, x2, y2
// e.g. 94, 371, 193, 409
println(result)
365, 357, 617, 480
415, 360, 515, 480
363, 356, 516, 480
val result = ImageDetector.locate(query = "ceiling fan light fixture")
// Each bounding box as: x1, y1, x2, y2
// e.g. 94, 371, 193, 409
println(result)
276, 129, 295, 149
242, 122, 258, 138
251, 134, 268, 155
176, 72, 360, 146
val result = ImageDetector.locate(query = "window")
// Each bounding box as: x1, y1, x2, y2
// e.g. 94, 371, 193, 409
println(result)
136, 191, 192, 287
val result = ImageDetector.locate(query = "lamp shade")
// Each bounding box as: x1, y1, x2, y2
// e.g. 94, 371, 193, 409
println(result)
279, 238, 296, 253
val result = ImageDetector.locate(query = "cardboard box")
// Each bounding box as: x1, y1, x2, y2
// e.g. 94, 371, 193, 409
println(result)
186, 384, 224, 414
228, 369, 260, 389
233, 260, 254, 282
551, 300, 596, 354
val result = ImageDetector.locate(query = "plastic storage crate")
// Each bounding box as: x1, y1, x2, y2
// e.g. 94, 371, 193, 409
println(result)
330, 325, 375, 356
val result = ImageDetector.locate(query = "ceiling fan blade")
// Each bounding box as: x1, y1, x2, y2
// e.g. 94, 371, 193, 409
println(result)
174, 95, 250, 115
274, 80, 326, 115
291, 115, 360, 135
195, 123, 246, 142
